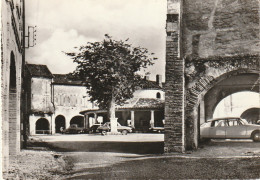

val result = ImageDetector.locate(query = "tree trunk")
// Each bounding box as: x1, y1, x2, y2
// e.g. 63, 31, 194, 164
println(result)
108, 95, 118, 133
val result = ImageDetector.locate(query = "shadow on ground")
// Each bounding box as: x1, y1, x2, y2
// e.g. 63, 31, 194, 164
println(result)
64, 156, 260, 179
28, 141, 164, 154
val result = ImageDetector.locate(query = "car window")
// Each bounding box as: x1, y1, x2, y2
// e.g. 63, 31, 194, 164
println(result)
201, 122, 211, 127
227, 119, 241, 126
240, 119, 248, 125
216, 120, 226, 127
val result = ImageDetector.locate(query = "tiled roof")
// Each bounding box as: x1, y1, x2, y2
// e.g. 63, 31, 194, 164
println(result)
80, 98, 164, 114
53, 74, 85, 86
26, 64, 53, 78
118, 98, 164, 109
136, 78, 164, 90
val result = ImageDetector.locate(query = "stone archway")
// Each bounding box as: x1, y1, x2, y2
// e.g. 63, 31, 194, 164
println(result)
204, 73, 259, 121
35, 118, 50, 134
55, 115, 66, 133
185, 68, 260, 150
165, 60, 260, 153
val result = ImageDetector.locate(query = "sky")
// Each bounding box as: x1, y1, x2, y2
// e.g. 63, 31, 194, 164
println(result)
213, 92, 260, 118
25, 0, 167, 81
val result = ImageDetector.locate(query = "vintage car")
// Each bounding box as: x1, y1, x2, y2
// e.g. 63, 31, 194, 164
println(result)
62, 124, 84, 134
149, 127, 164, 133
200, 117, 260, 142
88, 124, 102, 133
97, 122, 132, 135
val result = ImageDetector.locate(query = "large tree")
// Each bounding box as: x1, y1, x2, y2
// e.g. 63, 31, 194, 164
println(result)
66, 34, 156, 132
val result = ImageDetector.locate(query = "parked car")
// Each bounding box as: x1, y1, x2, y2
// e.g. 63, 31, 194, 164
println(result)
200, 117, 260, 142
149, 127, 164, 133
62, 124, 84, 134
88, 124, 102, 133
97, 122, 132, 135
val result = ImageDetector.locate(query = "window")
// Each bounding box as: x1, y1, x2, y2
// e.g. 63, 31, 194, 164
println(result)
227, 119, 241, 126
156, 92, 161, 99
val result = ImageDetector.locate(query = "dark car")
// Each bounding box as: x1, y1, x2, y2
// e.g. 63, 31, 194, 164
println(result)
62, 124, 84, 134
97, 122, 132, 135
88, 124, 102, 133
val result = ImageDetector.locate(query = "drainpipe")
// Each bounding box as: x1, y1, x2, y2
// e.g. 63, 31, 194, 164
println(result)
21, 0, 27, 148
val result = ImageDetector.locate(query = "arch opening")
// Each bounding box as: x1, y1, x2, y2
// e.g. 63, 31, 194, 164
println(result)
70, 116, 84, 127
203, 73, 259, 121
213, 91, 260, 123
9, 52, 18, 155
156, 92, 161, 99
241, 108, 260, 124
36, 118, 50, 134
55, 115, 66, 133
190, 70, 260, 149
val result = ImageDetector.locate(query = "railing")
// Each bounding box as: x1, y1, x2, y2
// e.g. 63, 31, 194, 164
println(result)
35, 130, 51, 134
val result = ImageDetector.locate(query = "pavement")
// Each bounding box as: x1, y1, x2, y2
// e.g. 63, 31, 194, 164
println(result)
5, 133, 259, 179
30, 133, 260, 157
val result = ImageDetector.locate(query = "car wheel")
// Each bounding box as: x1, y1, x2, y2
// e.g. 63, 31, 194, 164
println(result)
252, 131, 260, 142
122, 130, 128, 135
101, 131, 107, 135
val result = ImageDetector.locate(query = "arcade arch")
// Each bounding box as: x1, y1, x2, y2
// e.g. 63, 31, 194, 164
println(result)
70, 116, 84, 127
35, 118, 50, 134
55, 115, 66, 133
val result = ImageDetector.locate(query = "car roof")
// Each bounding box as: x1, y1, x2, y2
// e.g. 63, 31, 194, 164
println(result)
207, 117, 241, 122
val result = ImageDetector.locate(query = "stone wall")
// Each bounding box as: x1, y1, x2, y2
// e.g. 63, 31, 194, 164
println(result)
1, 0, 24, 171
53, 84, 92, 130
182, 0, 259, 58
30, 77, 53, 113
165, 0, 260, 152
164, 0, 185, 152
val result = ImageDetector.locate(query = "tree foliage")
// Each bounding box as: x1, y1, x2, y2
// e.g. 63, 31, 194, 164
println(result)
65, 34, 157, 113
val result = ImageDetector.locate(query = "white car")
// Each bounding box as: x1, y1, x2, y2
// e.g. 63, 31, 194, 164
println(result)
200, 117, 260, 142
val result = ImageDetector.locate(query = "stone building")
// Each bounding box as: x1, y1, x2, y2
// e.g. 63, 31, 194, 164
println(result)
24, 64, 54, 135
52, 74, 93, 133
80, 78, 165, 132
25, 63, 165, 134
25, 64, 93, 135
165, 0, 260, 152
1, 0, 25, 171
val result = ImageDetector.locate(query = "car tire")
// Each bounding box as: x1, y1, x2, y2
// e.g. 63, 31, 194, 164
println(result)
251, 131, 260, 142
101, 131, 107, 135
122, 130, 128, 135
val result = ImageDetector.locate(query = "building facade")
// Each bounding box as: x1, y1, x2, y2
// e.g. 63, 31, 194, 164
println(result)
52, 74, 93, 133
80, 76, 165, 132
25, 64, 93, 135
25, 64, 165, 134
1, 0, 25, 171
165, 0, 260, 152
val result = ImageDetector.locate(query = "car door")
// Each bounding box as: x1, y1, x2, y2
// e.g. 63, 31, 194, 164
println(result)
209, 120, 226, 138
225, 118, 247, 138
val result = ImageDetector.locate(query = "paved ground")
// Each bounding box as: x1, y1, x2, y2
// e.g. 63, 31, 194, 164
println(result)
31, 133, 260, 157
4, 133, 260, 179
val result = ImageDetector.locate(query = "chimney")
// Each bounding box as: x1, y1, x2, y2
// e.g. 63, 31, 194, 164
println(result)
156, 74, 162, 87
145, 75, 150, 81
